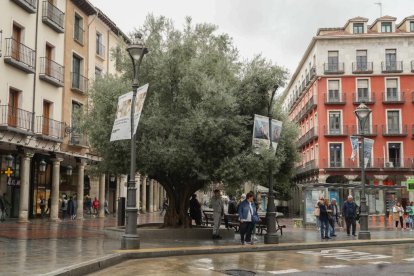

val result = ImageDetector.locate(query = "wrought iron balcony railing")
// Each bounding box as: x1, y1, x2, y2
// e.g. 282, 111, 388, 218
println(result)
42, 1, 65, 33
39, 57, 64, 87
4, 38, 36, 73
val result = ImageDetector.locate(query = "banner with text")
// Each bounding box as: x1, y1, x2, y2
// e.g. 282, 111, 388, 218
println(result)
110, 84, 149, 141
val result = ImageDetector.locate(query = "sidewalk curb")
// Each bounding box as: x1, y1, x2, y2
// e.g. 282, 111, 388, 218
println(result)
49, 238, 414, 276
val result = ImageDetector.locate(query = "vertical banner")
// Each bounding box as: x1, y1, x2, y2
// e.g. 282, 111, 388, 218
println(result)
363, 138, 374, 168
350, 135, 358, 161
271, 119, 283, 151
252, 114, 283, 153
110, 84, 149, 142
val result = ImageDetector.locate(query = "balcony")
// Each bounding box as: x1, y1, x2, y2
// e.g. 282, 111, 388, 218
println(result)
11, 0, 37, 13
323, 63, 344, 75
324, 125, 348, 137
39, 57, 64, 87
42, 1, 65, 33
352, 93, 375, 105
296, 160, 318, 175
69, 131, 88, 147
309, 66, 316, 79
381, 61, 403, 73
297, 126, 318, 148
4, 38, 36, 73
382, 92, 405, 104
351, 125, 378, 137
35, 116, 64, 141
74, 25, 84, 45
71, 72, 88, 94
324, 93, 346, 105
352, 62, 373, 74
96, 41, 105, 58
297, 97, 317, 122
0, 105, 33, 133
382, 125, 408, 137
375, 158, 413, 170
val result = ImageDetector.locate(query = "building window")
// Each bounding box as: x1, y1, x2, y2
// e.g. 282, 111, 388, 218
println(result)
328, 111, 341, 134
411, 21, 414, 32
385, 49, 397, 71
329, 143, 342, 168
386, 78, 398, 100
356, 50, 367, 71
74, 14, 84, 44
357, 79, 369, 102
96, 32, 104, 56
95, 66, 102, 78
387, 110, 400, 134
72, 54, 83, 89
8, 88, 20, 128
353, 23, 364, 34
328, 80, 340, 102
388, 143, 401, 168
328, 51, 339, 71
381, 22, 392, 32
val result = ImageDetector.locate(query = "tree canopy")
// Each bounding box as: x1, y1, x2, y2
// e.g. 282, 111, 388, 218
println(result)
85, 15, 298, 227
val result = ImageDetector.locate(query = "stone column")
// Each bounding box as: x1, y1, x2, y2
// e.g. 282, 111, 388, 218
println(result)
18, 152, 33, 223
153, 182, 158, 212
99, 174, 105, 218
159, 184, 163, 209
50, 157, 63, 221
141, 176, 146, 213
115, 176, 120, 214
136, 173, 141, 212
76, 160, 86, 220
148, 179, 154, 212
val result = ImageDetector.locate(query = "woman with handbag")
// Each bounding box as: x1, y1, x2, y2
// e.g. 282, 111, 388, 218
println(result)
392, 201, 404, 230
238, 191, 260, 245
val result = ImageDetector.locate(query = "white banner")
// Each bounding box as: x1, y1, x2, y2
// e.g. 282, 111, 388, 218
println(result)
110, 84, 149, 141
252, 114, 283, 152
350, 135, 358, 161
363, 138, 374, 168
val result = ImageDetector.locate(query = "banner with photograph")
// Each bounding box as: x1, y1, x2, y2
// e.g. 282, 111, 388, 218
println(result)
110, 84, 149, 141
350, 136, 358, 161
363, 138, 374, 168
252, 114, 283, 153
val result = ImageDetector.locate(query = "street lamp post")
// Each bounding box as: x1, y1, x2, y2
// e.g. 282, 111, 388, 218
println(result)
121, 34, 148, 250
354, 103, 372, 240
264, 85, 279, 244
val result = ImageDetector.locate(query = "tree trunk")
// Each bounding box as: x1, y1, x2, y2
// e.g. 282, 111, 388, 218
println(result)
162, 184, 200, 228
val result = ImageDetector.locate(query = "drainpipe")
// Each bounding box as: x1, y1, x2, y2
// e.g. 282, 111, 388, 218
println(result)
31, 0, 40, 132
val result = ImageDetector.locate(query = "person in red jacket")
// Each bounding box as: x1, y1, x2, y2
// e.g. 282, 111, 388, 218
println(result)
92, 197, 100, 217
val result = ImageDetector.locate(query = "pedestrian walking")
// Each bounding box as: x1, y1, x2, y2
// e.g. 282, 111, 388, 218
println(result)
313, 196, 322, 231
237, 194, 246, 212
92, 197, 99, 217
238, 191, 259, 245
67, 196, 76, 220
104, 200, 109, 215
407, 202, 414, 231
39, 197, 46, 218
46, 197, 51, 215
342, 195, 357, 236
328, 198, 339, 237
61, 196, 68, 220
211, 189, 224, 239
318, 196, 330, 239
189, 194, 202, 226
0, 193, 6, 222
228, 196, 238, 215
393, 201, 404, 230
160, 198, 168, 216
85, 196, 92, 216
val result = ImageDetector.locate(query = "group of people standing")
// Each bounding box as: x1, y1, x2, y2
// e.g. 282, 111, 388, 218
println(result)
392, 201, 414, 230
189, 190, 260, 245
315, 195, 358, 239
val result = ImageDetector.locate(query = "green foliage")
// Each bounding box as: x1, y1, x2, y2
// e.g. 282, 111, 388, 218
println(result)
85, 15, 299, 226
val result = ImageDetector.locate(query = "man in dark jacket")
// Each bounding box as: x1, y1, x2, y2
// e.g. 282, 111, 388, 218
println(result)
228, 196, 238, 214
342, 195, 357, 236
189, 194, 202, 226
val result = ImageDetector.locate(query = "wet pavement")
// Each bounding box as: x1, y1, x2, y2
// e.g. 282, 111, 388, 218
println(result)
0, 213, 414, 275
93, 244, 414, 275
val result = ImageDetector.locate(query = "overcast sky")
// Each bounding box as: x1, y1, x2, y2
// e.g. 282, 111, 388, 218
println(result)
90, 0, 412, 79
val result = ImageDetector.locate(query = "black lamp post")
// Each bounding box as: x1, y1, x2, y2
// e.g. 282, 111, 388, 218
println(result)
66, 165, 73, 176
39, 160, 47, 173
354, 103, 372, 240
264, 85, 279, 244
5, 154, 14, 168
121, 33, 148, 250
